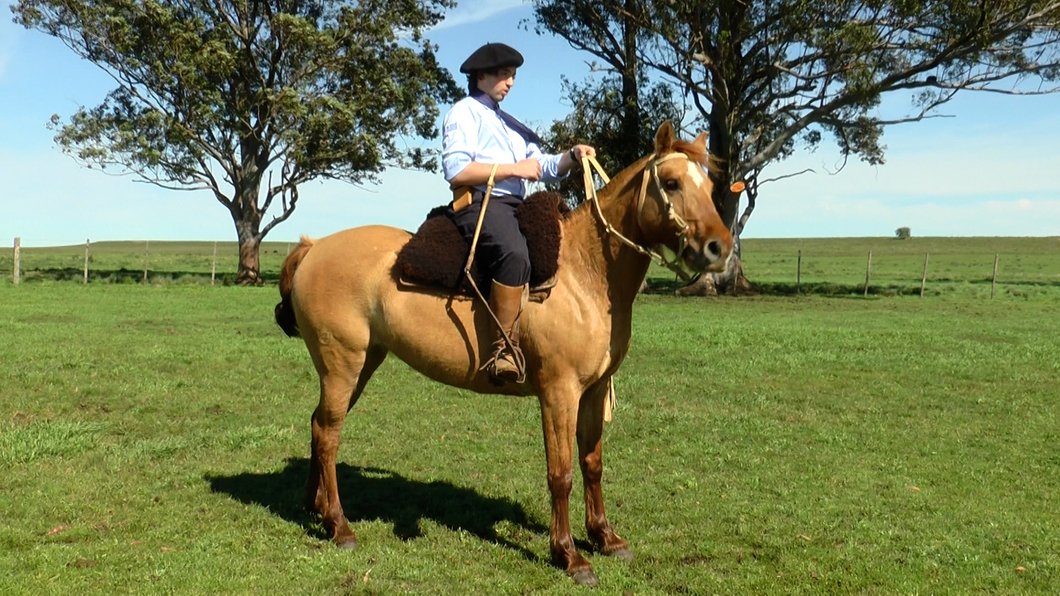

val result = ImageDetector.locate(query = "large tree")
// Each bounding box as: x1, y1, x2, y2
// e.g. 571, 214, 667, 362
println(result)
534, 0, 1060, 294
14, 0, 460, 284
541, 74, 685, 206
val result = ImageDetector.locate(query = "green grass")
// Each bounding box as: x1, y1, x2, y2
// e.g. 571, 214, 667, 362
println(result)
2, 276, 1059, 594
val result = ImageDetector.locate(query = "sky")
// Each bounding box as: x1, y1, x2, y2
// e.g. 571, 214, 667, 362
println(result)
1, 1, 1058, 247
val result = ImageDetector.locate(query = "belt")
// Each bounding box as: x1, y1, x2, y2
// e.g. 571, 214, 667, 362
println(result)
472, 190, 523, 202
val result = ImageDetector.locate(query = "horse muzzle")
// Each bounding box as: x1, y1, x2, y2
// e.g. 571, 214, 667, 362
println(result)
682, 232, 733, 273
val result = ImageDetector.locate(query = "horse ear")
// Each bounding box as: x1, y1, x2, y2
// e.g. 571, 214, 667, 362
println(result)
654, 121, 675, 154
694, 131, 708, 151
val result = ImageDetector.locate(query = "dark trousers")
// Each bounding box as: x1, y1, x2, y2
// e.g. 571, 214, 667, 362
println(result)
448, 193, 530, 287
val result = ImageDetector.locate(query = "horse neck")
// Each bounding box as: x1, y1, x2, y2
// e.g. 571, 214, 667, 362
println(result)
561, 157, 654, 310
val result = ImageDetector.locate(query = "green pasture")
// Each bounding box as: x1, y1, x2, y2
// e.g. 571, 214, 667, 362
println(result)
739, 236, 1060, 298
0, 241, 294, 285
3, 236, 1057, 300
1, 274, 1059, 593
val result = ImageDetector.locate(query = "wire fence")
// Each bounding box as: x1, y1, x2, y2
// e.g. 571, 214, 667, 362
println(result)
3, 236, 1058, 298
0, 238, 295, 286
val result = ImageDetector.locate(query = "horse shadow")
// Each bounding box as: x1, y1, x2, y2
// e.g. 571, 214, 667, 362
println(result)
205, 457, 551, 562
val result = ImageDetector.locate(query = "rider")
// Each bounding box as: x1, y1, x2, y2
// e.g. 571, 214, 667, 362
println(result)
443, 42, 596, 385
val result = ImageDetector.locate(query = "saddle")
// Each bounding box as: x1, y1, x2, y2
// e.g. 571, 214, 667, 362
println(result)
397, 191, 567, 301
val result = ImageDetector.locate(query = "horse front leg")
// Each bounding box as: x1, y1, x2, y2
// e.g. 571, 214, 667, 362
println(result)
578, 378, 632, 560
540, 384, 598, 586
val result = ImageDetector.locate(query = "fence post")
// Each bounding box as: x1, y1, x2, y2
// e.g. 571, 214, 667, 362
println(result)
863, 251, 872, 297
920, 253, 929, 298
796, 250, 802, 294
12, 237, 20, 285
143, 240, 150, 285
84, 239, 90, 285
211, 241, 218, 286
991, 254, 999, 299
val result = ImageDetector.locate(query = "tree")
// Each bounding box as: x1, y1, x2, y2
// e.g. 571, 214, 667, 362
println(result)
14, 0, 460, 284
534, 0, 1060, 294
541, 74, 685, 206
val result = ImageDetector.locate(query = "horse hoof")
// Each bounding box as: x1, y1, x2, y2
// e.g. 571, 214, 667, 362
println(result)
333, 537, 358, 550
607, 547, 634, 562
570, 568, 599, 586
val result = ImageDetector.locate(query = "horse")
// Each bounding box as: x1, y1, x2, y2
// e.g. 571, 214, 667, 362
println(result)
274, 122, 734, 585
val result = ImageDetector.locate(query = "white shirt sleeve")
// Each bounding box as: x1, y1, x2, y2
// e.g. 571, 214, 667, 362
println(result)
442, 104, 476, 183
527, 142, 568, 184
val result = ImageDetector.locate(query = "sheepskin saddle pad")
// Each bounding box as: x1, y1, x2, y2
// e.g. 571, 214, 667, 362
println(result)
397, 191, 566, 298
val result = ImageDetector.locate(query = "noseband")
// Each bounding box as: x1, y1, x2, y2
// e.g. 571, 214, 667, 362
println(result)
582, 153, 696, 281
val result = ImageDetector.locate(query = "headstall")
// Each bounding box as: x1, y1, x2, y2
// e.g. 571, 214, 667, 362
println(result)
581, 153, 697, 281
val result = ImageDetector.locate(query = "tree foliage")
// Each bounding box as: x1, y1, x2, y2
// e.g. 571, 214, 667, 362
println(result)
541, 74, 685, 205
534, 0, 1060, 291
14, 0, 460, 283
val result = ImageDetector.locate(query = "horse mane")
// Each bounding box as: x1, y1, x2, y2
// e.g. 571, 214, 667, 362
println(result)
671, 139, 724, 177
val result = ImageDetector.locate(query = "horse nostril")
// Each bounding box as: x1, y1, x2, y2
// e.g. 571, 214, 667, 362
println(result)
706, 240, 722, 261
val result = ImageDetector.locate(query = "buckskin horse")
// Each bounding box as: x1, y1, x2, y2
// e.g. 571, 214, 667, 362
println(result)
274, 122, 734, 585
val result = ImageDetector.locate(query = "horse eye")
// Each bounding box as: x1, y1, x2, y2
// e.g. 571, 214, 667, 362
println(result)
664, 179, 680, 191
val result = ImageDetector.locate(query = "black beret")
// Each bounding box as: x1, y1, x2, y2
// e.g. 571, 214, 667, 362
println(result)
459, 43, 524, 74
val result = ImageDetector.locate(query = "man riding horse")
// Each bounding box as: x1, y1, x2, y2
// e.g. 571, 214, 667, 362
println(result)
442, 42, 596, 385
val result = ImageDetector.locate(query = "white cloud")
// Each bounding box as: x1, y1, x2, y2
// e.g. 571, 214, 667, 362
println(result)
431, 0, 527, 32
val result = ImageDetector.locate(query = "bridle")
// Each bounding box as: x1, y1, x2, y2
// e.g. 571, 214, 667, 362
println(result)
581, 153, 697, 282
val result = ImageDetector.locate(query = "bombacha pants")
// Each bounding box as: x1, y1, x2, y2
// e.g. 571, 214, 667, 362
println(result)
447, 193, 531, 287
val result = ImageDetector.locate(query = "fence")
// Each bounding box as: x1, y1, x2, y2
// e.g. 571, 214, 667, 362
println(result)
650, 236, 1060, 298
1, 238, 295, 286
4, 236, 1058, 298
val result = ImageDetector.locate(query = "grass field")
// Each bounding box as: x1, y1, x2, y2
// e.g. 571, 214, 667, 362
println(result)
1, 246, 1059, 594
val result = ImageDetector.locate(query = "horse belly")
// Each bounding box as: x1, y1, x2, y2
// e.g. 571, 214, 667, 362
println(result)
374, 286, 517, 394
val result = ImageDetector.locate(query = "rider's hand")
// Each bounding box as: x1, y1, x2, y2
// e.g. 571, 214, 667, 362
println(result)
512, 158, 542, 181
569, 145, 597, 162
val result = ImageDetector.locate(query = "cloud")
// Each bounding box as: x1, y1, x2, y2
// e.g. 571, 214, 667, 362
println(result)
431, 0, 527, 32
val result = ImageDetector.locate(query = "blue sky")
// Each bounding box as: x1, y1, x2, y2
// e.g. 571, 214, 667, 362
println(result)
1, 0, 1058, 247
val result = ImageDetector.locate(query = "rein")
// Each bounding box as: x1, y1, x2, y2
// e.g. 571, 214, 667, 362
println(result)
581, 153, 696, 282
462, 164, 526, 378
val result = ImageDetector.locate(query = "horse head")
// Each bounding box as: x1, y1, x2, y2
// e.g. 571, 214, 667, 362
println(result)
634, 122, 734, 274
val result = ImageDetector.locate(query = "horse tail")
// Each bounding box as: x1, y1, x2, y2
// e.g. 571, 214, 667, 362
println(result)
274, 236, 315, 338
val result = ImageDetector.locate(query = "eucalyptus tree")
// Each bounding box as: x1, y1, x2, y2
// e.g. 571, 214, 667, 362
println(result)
541, 74, 685, 206
14, 0, 459, 284
534, 0, 1060, 293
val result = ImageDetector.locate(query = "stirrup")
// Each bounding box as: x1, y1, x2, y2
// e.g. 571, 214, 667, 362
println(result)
487, 346, 526, 385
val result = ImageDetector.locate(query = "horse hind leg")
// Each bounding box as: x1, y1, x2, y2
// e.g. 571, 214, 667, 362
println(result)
578, 378, 632, 560
304, 343, 388, 548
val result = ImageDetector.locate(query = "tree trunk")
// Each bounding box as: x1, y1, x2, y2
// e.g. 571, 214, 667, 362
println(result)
671, 1, 755, 298
232, 178, 264, 286
686, 101, 754, 296
619, 0, 641, 166
235, 219, 263, 286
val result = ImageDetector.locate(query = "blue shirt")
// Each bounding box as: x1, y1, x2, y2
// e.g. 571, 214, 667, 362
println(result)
442, 97, 567, 198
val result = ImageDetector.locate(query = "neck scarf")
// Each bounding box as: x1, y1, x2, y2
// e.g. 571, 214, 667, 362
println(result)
470, 89, 544, 148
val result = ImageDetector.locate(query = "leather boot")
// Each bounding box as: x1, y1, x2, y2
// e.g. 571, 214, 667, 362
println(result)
487, 280, 529, 384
